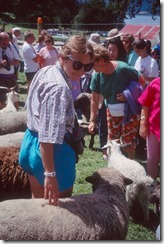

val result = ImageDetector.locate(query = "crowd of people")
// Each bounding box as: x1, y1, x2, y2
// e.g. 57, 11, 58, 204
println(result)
0, 26, 160, 206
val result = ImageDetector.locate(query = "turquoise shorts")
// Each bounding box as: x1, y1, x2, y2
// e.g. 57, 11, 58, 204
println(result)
19, 129, 76, 192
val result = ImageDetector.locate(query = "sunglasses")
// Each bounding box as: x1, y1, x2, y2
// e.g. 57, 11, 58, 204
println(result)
66, 55, 94, 72
45, 40, 51, 43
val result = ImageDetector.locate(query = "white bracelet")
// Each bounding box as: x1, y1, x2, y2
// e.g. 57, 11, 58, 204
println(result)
44, 171, 56, 177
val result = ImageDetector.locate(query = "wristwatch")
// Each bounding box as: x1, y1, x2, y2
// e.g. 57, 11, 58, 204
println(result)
140, 115, 146, 121
44, 171, 56, 177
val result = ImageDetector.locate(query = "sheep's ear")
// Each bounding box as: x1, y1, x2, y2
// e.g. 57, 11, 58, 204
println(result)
102, 144, 108, 150
85, 172, 100, 185
124, 177, 133, 186
85, 175, 93, 184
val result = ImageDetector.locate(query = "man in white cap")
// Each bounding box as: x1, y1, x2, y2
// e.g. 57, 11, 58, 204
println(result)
12, 27, 21, 50
12, 27, 24, 76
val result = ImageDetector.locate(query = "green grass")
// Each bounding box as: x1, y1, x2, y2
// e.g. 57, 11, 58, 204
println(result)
17, 71, 157, 241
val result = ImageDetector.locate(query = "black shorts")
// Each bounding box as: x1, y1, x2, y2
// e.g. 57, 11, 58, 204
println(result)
25, 71, 38, 81
0, 74, 17, 102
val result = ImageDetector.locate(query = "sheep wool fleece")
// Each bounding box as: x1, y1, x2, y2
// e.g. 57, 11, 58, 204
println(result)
0, 167, 132, 241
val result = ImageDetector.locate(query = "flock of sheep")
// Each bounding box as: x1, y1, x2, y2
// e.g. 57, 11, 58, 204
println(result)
0, 89, 160, 240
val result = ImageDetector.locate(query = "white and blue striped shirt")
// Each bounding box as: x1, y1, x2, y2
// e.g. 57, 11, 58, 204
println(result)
26, 64, 75, 144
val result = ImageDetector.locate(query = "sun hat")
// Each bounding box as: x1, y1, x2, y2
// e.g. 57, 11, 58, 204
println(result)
88, 33, 101, 45
106, 28, 122, 40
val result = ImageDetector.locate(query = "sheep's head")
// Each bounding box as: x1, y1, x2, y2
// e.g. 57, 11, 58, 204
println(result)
102, 139, 132, 157
74, 93, 91, 120
85, 167, 133, 192
102, 139, 122, 156
7, 90, 19, 103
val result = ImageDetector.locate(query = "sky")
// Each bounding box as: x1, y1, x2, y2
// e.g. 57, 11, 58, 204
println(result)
125, 14, 160, 25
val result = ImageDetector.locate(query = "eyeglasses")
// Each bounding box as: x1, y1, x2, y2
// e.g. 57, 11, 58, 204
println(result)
45, 40, 51, 43
66, 55, 94, 72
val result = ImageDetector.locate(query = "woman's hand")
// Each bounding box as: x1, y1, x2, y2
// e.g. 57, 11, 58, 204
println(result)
139, 124, 148, 139
88, 121, 96, 134
44, 176, 59, 206
116, 93, 126, 102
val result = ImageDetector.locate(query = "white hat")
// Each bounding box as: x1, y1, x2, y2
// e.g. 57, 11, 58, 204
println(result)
12, 27, 21, 33
88, 33, 101, 45
106, 28, 122, 40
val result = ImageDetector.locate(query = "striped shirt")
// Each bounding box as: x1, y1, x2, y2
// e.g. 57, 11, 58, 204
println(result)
26, 64, 75, 144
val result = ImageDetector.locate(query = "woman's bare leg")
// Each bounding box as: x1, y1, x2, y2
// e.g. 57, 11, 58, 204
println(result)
28, 175, 44, 198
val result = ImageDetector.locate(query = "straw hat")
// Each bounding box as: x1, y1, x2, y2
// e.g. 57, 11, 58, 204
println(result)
106, 28, 122, 40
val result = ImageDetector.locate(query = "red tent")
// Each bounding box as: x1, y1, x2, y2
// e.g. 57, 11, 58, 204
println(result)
120, 24, 160, 41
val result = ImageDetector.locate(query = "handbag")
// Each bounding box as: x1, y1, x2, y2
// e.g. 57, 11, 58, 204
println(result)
19, 60, 24, 73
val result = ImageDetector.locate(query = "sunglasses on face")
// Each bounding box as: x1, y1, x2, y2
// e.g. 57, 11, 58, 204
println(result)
45, 40, 51, 43
66, 55, 94, 72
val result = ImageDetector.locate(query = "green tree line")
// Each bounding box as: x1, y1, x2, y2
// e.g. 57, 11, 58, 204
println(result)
0, 0, 160, 31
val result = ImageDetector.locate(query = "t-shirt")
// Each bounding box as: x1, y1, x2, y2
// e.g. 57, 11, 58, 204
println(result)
138, 77, 160, 141
134, 55, 159, 84
90, 61, 140, 104
22, 41, 40, 73
128, 49, 138, 67
39, 46, 59, 67
0, 43, 20, 75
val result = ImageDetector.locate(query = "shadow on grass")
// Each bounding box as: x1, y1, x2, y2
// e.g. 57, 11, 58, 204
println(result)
18, 86, 27, 94
19, 101, 25, 108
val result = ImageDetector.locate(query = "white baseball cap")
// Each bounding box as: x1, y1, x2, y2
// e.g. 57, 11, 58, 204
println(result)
12, 27, 21, 32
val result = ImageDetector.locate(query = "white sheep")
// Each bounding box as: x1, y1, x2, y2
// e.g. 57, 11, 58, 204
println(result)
0, 167, 132, 241
0, 86, 19, 113
0, 132, 24, 147
0, 111, 27, 135
103, 140, 154, 224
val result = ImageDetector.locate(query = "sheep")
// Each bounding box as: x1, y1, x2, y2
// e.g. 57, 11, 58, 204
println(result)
103, 140, 155, 225
0, 86, 19, 112
0, 132, 24, 147
74, 92, 98, 149
0, 111, 27, 135
0, 147, 31, 201
0, 167, 132, 241
149, 183, 160, 217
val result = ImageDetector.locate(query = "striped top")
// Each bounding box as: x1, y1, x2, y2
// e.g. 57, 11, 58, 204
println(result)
26, 63, 75, 144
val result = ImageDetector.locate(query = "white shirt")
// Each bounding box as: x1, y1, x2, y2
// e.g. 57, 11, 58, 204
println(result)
0, 43, 20, 75
12, 34, 19, 50
134, 55, 159, 84
22, 41, 40, 73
